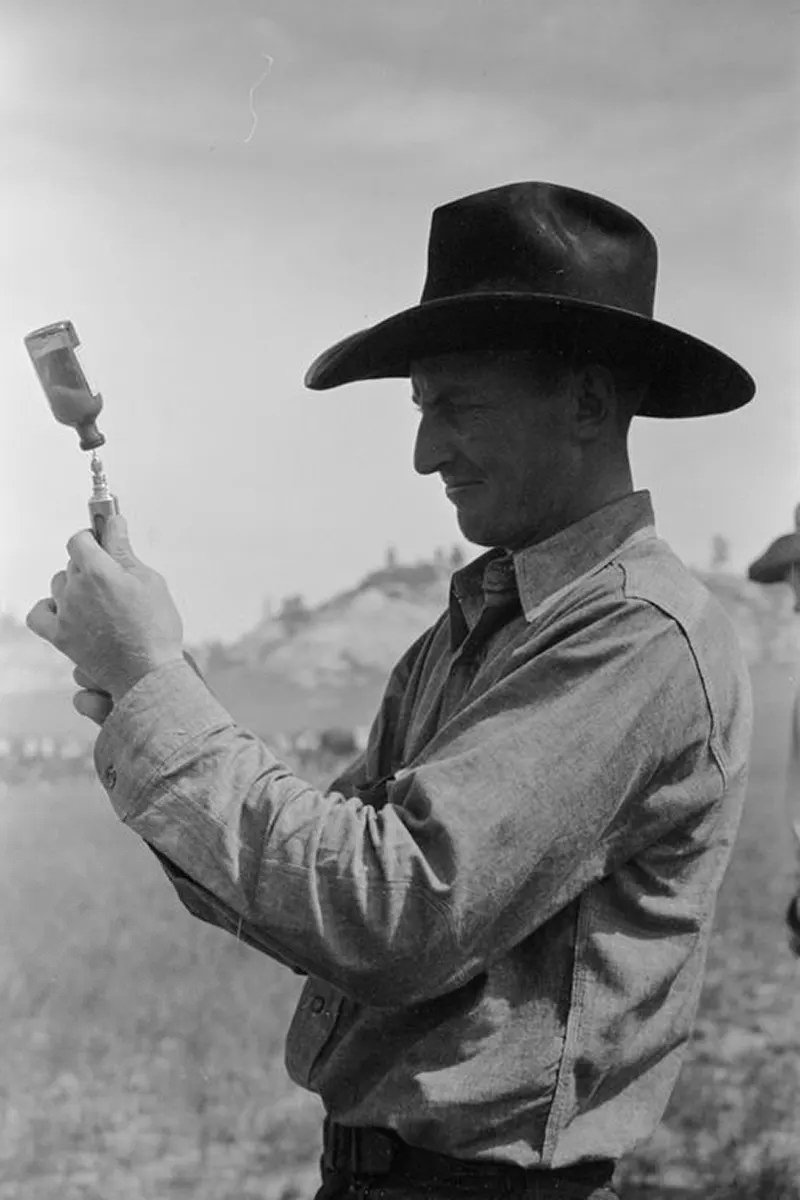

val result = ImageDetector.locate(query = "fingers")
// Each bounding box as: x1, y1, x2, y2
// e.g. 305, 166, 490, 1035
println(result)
73, 688, 114, 726
100, 514, 137, 567
66, 528, 106, 571
72, 665, 110, 693
67, 515, 136, 571
26, 596, 60, 643
50, 569, 68, 604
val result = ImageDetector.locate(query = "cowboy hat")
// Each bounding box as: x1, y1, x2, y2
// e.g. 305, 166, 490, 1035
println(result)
304, 182, 755, 418
748, 533, 800, 585
748, 507, 800, 606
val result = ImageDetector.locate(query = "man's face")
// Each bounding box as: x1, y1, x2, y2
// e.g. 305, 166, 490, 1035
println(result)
411, 351, 578, 550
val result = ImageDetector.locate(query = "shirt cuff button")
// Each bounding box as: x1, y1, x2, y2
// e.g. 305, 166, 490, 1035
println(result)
104, 764, 117, 790
310, 995, 325, 1015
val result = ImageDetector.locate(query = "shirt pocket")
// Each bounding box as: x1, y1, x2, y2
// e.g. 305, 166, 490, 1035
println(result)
284, 976, 345, 1089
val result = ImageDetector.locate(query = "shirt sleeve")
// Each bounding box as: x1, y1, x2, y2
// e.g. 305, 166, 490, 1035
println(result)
92, 591, 728, 1007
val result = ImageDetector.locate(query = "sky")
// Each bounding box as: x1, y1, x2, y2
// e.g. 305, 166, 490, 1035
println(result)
0, 0, 798, 642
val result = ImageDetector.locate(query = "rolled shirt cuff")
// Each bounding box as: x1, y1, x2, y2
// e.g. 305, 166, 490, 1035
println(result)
93, 658, 242, 820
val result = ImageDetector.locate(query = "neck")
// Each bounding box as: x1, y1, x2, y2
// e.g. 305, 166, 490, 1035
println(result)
572, 455, 635, 524
502, 454, 635, 553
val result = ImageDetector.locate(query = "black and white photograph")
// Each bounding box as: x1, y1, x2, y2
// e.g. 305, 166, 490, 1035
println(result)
0, 2, 798, 1197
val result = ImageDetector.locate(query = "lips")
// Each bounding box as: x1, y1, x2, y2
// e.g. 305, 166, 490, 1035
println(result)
444, 481, 483, 500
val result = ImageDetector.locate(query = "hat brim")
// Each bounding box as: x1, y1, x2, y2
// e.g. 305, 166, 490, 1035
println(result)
304, 293, 755, 418
748, 533, 800, 583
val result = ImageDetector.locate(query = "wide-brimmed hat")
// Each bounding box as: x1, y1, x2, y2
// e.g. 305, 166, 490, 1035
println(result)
748, 507, 800, 586
304, 182, 755, 418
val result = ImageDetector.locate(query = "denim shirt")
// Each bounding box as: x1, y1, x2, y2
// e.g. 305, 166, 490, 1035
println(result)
94, 490, 752, 1168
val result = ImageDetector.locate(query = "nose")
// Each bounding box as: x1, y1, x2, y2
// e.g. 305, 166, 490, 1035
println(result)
413, 408, 454, 476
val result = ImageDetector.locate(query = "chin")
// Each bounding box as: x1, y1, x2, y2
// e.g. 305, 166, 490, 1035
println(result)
455, 513, 502, 549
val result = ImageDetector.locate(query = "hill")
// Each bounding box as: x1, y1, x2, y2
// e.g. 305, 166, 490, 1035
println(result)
1, 555, 798, 744
195, 559, 453, 735
197, 562, 800, 734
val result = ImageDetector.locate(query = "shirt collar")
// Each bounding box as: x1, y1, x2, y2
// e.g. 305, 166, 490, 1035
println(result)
512, 490, 656, 619
449, 490, 656, 640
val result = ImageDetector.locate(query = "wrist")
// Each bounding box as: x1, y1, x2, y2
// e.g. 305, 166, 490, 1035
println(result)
108, 652, 186, 703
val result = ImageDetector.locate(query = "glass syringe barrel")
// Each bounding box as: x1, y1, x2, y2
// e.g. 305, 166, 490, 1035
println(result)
89, 453, 120, 543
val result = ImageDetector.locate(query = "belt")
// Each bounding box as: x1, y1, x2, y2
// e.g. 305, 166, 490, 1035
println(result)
322, 1118, 616, 1192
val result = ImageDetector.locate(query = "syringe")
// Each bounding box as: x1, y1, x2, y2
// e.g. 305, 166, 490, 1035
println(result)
89, 451, 120, 544
23, 320, 121, 545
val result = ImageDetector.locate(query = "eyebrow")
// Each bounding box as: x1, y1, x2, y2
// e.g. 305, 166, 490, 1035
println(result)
410, 385, 470, 410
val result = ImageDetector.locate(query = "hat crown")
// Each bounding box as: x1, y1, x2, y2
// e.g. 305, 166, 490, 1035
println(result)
420, 182, 658, 316
305, 179, 755, 418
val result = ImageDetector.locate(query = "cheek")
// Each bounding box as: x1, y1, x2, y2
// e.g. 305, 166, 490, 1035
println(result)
468, 411, 523, 463
511, 434, 571, 509
524, 409, 571, 472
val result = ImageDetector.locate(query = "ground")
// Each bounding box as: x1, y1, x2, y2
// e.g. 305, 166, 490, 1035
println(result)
0, 664, 798, 1199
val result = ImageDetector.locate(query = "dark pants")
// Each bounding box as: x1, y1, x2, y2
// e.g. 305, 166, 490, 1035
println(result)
314, 1121, 620, 1200
313, 1166, 620, 1199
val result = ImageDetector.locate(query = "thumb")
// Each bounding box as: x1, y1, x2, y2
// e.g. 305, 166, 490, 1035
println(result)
101, 513, 138, 567
73, 688, 114, 726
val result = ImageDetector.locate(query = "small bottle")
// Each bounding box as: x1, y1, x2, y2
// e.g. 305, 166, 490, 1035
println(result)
24, 320, 122, 543
24, 321, 106, 451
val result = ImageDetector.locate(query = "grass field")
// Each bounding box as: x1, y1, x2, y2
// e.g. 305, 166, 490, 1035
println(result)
1, 664, 799, 1199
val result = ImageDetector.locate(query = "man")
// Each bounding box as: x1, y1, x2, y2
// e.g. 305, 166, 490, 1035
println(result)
28, 183, 755, 1199
748, 506, 800, 956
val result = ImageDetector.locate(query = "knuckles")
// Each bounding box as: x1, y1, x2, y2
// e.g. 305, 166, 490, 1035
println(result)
50, 570, 67, 598
26, 598, 53, 638
66, 529, 101, 570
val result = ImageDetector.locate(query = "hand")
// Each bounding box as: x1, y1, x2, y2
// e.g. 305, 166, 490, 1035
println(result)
72, 665, 114, 727
71, 652, 207, 728
26, 514, 184, 702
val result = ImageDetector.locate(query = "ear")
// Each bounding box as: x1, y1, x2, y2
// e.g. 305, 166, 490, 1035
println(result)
572, 364, 616, 441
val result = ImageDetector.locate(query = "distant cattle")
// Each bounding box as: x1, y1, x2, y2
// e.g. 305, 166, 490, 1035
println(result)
0, 737, 94, 781
292, 729, 322, 755
318, 727, 359, 758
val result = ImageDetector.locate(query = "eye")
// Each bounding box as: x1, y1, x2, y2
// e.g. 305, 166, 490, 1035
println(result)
410, 395, 470, 422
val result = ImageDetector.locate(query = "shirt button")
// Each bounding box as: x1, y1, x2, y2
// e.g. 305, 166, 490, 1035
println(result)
104, 764, 117, 790
310, 995, 325, 1015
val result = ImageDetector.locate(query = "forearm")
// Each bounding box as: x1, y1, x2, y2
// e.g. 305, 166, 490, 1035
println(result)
146, 844, 307, 975
93, 660, 457, 1004
92, 600, 730, 1006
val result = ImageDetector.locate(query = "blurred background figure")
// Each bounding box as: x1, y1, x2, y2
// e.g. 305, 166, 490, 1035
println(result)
748, 505, 800, 954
